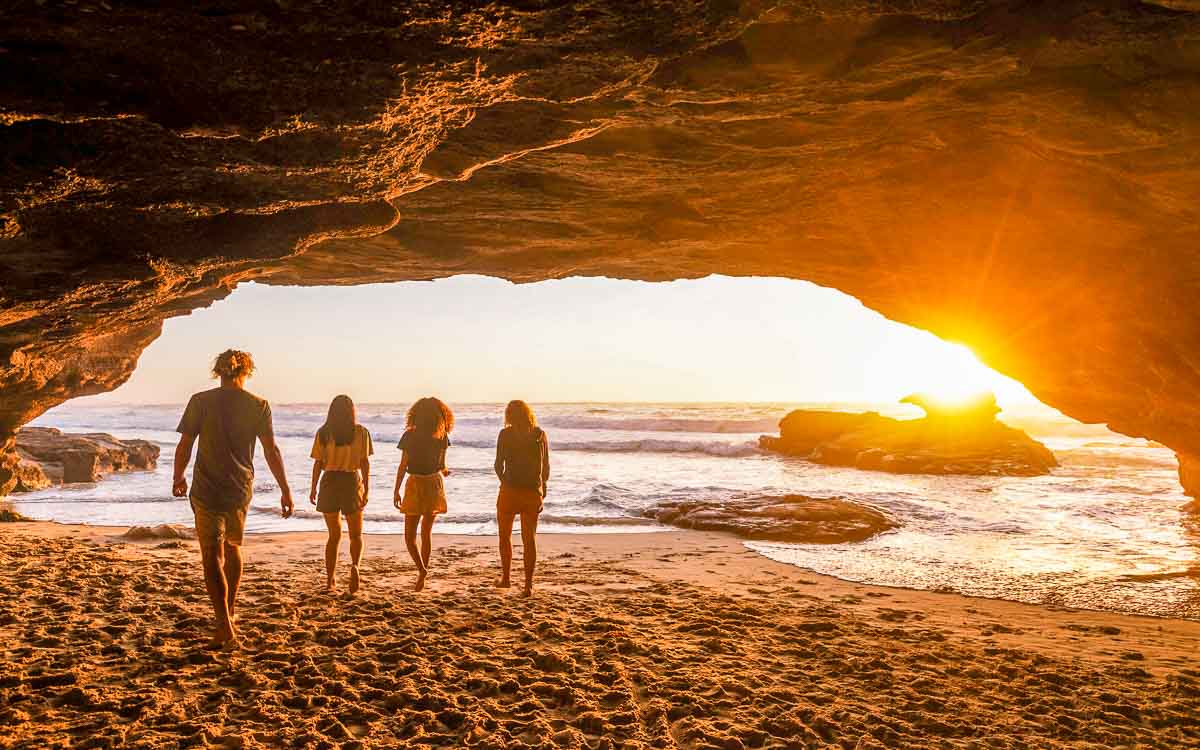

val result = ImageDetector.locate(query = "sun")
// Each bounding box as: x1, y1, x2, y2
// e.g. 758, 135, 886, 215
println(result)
897, 341, 1035, 410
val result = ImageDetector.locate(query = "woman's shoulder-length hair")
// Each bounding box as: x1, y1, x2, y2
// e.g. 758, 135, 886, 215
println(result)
504, 400, 537, 433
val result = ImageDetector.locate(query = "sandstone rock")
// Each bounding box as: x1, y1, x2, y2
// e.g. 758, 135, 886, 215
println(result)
0, 507, 31, 522
643, 495, 897, 543
760, 394, 1056, 477
121, 524, 195, 541
8, 455, 51, 493
12, 428, 159, 491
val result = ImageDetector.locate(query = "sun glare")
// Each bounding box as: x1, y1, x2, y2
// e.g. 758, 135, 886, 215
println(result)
904, 342, 1032, 408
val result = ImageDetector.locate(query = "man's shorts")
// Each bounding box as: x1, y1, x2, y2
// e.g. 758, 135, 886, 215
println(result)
191, 501, 248, 546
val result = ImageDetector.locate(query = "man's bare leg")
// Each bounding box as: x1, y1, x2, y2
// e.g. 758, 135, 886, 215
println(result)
496, 511, 515, 588
322, 512, 341, 591
199, 541, 237, 646
346, 511, 364, 595
223, 542, 242, 619
519, 511, 539, 598
404, 514, 427, 591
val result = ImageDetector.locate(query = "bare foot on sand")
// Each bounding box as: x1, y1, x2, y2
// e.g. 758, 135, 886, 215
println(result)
497, 576, 511, 589
414, 569, 427, 592
522, 585, 533, 598
349, 565, 360, 596
324, 579, 336, 593
205, 623, 239, 650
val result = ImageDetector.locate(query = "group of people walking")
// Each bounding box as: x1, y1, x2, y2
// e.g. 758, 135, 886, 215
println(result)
171, 349, 549, 648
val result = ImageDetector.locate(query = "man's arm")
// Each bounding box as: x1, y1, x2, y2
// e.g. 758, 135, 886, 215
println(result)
172, 433, 197, 497
260, 430, 294, 518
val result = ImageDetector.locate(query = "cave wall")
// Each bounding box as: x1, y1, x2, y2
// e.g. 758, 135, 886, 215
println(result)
2, 0, 1200, 494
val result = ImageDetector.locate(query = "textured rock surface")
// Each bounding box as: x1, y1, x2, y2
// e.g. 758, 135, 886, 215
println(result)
2, 1, 1200, 493
12, 427, 159, 490
643, 494, 898, 542
760, 401, 1057, 475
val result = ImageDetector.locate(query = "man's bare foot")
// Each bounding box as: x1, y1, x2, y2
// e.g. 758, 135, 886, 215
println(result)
324, 579, 336, 593
497, 576, 511, 589
414, 569, 427, 592
349, 565, 360, 595
522, 586, 533, 598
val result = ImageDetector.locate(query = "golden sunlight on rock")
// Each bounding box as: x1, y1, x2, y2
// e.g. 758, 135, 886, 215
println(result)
3, 2, 1199, 504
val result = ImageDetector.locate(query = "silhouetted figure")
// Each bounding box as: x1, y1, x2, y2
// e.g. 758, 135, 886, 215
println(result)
392, 397, 453, 591
172, 350, 293, 648
309, 395, 373, 595
494, 400, 549, 597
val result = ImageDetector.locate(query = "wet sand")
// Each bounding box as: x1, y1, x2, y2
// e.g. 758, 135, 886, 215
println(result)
1, 521, 1199, 749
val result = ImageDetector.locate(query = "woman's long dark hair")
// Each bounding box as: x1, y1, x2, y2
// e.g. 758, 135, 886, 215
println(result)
406, 397, 454, 439
318, 395, 357, 446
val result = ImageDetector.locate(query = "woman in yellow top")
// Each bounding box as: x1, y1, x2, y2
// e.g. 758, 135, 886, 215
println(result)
309, 395, 373, 594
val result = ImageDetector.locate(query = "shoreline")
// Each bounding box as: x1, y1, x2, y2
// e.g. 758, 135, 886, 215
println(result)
3, 520, 1200, 747
12, 516, 1200, 625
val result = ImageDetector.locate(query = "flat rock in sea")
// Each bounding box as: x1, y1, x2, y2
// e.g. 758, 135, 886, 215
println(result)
759, 393, 1056, 477
9, 427, 160, 493
644, 495, 897, 543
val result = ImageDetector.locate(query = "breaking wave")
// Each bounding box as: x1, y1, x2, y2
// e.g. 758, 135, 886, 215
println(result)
538, 415, 779, 434
452, 438, 762, 458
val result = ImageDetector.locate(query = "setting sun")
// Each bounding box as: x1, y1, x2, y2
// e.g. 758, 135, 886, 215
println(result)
900, 342, 1029, 408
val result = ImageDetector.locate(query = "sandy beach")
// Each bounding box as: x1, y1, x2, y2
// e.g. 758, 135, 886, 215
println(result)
1, 521, 1199, 749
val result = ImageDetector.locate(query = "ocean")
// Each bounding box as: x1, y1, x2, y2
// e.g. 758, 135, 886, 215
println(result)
13, 401, 1198, 619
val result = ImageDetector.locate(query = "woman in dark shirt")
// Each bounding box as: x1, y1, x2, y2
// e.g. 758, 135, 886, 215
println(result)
392, 397, 453, 592
494, 400, 549, 597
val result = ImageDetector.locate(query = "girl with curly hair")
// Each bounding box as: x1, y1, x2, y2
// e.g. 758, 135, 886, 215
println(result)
393, 397, 453, 591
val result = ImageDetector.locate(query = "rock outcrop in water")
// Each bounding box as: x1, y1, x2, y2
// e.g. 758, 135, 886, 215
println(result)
760, 394, 1057, 476
644, 495, 897, 543
2, 2, 1200, 496
6, 427, 160, 494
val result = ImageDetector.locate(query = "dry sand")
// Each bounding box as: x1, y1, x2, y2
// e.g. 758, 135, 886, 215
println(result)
1, 521, 1199, 749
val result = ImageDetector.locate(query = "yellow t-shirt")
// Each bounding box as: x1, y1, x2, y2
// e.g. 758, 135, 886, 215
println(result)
311, 425, 373, 472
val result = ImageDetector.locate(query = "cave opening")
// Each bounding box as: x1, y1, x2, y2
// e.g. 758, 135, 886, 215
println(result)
9, 274, 1198, 617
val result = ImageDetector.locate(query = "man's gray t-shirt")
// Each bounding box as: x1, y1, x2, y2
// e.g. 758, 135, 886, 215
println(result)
176, 387, 273, 512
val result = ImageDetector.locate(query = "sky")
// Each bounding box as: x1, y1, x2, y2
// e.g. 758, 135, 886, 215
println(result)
83, 275, 1039, 407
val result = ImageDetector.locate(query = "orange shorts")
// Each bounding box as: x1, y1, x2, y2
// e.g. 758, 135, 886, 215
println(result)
497, 484, 542, 517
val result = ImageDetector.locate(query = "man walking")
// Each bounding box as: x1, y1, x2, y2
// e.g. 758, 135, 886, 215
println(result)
172, 349, 294, 648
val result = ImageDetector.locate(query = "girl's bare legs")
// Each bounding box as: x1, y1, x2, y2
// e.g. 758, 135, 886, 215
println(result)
404, 514, 427, 590
496, 511, 516, 587
321, 512, 341, 591
420, 513, 434, 569
519, 511, 539, 597
346, 511, 364, 595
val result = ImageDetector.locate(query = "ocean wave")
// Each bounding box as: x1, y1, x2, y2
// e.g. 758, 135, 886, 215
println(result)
14, 494, 180, 505
539, 415, 780, 434
450, 438, 762, 458
271, 420, 778, 443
